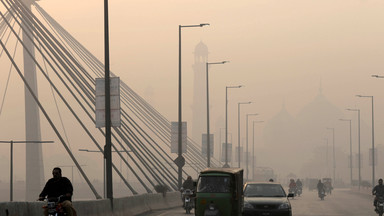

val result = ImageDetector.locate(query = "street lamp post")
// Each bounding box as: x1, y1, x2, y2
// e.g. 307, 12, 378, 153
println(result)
356, 95, 375, 186
245, 113, 258, 180
326, 127, 336, 182
0, 140, 54, 201
219, 128, 225, 163
238, 102, 251, 168
323, 138, 329, 177
252, 121, 264, 180
206, 61, 228, 167
224, 85, 243, 168
178, 23, 209, 187
347, 108, 361, 190
339, 119, 353, 185
104, 0, 114, 200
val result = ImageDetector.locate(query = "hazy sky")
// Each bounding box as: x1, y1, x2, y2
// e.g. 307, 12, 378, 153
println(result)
2, 0, 384, 182
35, 0, 384, 141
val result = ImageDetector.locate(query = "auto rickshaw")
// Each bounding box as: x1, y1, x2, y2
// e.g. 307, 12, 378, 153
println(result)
194, 168, 243, 216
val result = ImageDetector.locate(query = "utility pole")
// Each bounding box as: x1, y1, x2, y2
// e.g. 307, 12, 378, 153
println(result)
104, 0, 113, 200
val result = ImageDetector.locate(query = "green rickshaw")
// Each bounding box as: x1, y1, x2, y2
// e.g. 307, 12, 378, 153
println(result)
195, 168, 243, 216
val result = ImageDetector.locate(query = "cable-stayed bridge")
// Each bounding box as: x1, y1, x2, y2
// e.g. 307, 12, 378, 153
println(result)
0, 0, 221, 200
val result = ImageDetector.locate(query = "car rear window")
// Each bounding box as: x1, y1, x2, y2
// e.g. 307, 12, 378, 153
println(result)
244, 184, 286, 197
197, 176, 231, 193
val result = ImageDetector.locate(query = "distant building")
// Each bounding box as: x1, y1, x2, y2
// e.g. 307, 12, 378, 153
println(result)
262, 89, 346, 179
191, 42, 209, 147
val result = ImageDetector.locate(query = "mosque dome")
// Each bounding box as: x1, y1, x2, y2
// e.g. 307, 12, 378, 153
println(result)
263, 104, 298, 149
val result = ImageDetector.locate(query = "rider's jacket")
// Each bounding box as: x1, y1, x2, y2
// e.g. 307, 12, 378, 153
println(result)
373, 185, 384, 196
182, 179, 194, 191
39, 177, 73, 202
296, 181, 302, 187
289, 182, 296, 188
317, 182, 324, 192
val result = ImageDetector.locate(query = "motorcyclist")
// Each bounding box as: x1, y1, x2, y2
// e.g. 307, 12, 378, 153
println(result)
317, 179, 325, 197
288, 179, 297, 195
183, 176, 194, 190
38, 167, 76, 216
372, 179, 384, 212
181, 176, 195, 207
296, 179, 303, 188
296, 179, 303, 195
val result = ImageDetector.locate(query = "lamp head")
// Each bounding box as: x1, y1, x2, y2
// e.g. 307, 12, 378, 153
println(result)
339, 119, 350, 121
200, 23, 210, 27
372, 75, 379, 78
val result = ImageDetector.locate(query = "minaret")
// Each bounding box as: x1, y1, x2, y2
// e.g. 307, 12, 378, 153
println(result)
21, 0, 44, 201
191, 42, 208, 148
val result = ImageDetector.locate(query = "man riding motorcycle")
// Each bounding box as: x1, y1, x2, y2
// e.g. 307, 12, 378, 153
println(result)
181, 176, 195, 207
288, 179, 297, 195
38, 167, 76, 216
317, 179, 325, 198
296, 179, 303, 195
372, 179, 384, 212
296, 179, 302, 186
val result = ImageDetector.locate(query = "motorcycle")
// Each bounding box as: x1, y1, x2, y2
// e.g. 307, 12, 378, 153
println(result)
43, 195, 67, 216
182, 189, 194, 214
375, 196, 384, 216
297, 186, 302, 197
288, 187, 297, 199
318, 189, 326, 200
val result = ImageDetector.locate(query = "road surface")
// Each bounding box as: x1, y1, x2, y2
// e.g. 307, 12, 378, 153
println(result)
139, 188, 376, 216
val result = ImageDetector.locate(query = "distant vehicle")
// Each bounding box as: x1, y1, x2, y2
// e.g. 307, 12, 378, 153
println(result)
322, 178, 333, 195
243, 182, 293, 216
195, 168, 243, 216
307, 178, 319, 191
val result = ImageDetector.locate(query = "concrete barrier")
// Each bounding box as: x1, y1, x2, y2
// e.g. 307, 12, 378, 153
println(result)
0, 192, 182, 216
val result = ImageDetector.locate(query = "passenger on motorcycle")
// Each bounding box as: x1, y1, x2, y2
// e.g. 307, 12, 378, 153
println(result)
372, 179, 384, 212
38, 167, 76, 216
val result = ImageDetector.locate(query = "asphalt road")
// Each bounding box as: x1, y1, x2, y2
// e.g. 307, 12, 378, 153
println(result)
139, 188, 377, 216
